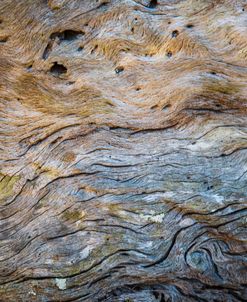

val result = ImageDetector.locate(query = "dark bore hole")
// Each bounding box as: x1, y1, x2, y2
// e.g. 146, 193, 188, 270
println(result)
50, 62, 67, 76
99, 1, 108, 9
148, 0, 158, 9
186, 24, 194, 28
172, 30, 179, 38
27, 64, 33, 71
162, 104, 170, 111
166, 51, 172, 58
131, 27, 134, 33
51, 30, 84, 42
136, 87, 141, 91
91, 44, 98, 54
210, 71, 216, 75
115, 66, 124, 74
62, 30, 83, 41
66, 81, 75, 86
77, 46, 84, 51
0, 36, 8, 43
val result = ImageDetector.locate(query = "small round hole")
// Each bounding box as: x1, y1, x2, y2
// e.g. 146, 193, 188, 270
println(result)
115, 66, 124, 74
186, 24, 194, 28
207, 185, 214, 191
166, 51, 172, 58
136, 87, 141, 91
172, 30, 179, 38
77, 46, 84, 51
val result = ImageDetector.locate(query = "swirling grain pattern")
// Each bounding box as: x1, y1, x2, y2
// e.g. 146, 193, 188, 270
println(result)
0, 0, 246, 301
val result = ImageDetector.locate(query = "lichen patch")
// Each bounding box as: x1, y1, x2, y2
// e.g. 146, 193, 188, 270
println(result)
55, 278, 67, 290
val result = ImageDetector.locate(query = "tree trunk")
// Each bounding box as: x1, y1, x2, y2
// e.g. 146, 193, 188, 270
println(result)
0, 0, 246, 301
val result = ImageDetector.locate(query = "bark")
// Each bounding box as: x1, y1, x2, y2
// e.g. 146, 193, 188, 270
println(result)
0, 0, 247, 301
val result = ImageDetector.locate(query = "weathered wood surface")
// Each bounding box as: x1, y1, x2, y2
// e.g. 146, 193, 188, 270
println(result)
0, 0, 247, 301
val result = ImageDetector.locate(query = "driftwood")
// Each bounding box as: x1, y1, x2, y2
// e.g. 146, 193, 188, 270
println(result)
0, 0, 247, 301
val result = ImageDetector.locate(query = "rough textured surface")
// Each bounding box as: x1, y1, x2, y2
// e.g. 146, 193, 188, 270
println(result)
0, 0, 247, 301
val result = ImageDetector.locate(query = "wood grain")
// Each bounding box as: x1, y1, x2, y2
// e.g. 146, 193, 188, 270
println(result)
0, 0, 246, 301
